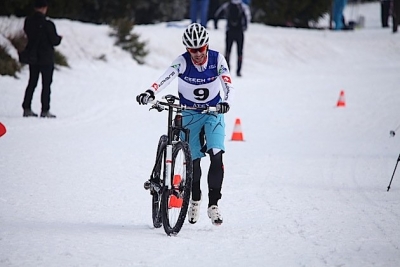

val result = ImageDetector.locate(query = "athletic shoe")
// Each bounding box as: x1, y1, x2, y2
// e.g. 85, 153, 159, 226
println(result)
207, 205, 223, 225
40, 111, 56, 118
23, 109, 38, 117
188, 199, 201, 224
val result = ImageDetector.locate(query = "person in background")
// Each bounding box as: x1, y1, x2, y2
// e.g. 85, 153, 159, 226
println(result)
381, 0, 391, 28
214, 0, 251, 77
208, 0, 221, 29
22, 0, 62, 118
332, 0, 348, 30
393, 0, 400, 33
136, 23, 234, 226
190, 0, 210, 28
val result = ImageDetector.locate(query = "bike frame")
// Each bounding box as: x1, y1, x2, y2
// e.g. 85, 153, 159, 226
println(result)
144, 94, 219, 234
149, 95, 217, 191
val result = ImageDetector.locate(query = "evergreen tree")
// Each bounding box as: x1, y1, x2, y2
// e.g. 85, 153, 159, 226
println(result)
251, 0, 332, 28
110, 18, 148, 64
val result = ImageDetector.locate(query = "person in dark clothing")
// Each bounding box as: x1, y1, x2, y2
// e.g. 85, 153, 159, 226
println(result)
22, 0, 62, 118
214, 0, 251, 77
393, 0, 400, 33
381, 0, 391, 28
208, 0, 221, 29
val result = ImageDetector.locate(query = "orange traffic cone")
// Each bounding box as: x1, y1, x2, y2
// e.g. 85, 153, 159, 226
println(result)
336, 90, 346, 107
231, 118, 244, 141
169, 174, 183, 208
0, 122, 6, 138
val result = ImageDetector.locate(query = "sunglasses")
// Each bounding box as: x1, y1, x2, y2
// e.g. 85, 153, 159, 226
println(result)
187, 45, 208, 54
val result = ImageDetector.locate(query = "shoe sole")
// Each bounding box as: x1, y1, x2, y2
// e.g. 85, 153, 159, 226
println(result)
208, 206, 223, 226
188, 200, 201, 224
211, 219, 223, 226
188, 212, 199, 224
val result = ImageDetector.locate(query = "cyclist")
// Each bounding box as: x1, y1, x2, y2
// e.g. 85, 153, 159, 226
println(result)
136, 23, 234, 226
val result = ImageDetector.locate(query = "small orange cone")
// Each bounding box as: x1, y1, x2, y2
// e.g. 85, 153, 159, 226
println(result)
231, 118, 244, 141
336, 90, 346, 107
169, 174, 183, 208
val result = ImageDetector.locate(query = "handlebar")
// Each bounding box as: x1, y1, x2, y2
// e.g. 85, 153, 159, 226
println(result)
148, 94, 218, 113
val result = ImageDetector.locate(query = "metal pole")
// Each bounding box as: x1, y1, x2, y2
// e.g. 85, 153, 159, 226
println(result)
387, 154, 400, 192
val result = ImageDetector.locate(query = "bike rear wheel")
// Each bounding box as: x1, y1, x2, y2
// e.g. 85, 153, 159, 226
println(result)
161, 141, 193, 235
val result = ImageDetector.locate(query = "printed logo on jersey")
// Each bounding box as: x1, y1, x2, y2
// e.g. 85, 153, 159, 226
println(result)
207, 76, 218, 82
222, 75, 232, 84
183, 75, 218, 84
151, 83, 159, 91
224, 86, 231, 100
193, 103, 208, 108
159, 71, 175, 87
218, 65, 228, 75
208, 64, 217, 69
171, 64, 181, 70
184, 76, 206, 84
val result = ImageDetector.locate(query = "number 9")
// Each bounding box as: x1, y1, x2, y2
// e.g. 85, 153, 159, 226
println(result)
194, 88, 209, 101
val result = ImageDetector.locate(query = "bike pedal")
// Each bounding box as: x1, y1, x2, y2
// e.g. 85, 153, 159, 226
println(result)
143, 180, 151, 190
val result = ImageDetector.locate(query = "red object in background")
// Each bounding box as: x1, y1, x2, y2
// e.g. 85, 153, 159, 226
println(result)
0, 122, 6, 137
231, 118, 244, 141
337, 90, 346, 107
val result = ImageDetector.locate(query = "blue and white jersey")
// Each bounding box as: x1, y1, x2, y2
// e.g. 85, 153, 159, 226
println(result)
146, 49, 234, 110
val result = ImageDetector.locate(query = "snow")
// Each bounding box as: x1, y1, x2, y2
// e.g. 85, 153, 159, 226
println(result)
1, 2, 400, 266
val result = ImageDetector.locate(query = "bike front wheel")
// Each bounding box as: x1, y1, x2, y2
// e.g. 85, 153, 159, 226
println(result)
151, 135, 167, 229
161, 141, 193, 235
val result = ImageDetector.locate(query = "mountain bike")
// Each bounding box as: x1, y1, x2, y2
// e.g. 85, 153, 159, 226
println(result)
143, 94, 217, 235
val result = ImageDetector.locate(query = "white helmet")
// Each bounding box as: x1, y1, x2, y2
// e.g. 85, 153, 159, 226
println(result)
182, 23, 209, 48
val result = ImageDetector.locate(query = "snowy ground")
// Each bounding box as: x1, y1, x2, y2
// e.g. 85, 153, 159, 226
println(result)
1, 2, 400, 266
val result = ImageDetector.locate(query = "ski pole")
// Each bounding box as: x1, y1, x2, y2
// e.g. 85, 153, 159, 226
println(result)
387, 154, 400, 192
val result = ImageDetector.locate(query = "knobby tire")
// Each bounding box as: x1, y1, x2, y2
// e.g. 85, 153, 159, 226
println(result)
161, 141, 193, 235
151, 135, 168, 228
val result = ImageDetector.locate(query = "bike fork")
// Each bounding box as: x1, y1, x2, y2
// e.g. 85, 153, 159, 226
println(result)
165, 144, 173, 189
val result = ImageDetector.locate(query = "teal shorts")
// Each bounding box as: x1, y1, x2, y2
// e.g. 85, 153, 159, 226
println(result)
182, 110, 225, 160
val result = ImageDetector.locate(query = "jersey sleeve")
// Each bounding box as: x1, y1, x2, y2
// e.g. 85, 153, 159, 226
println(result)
146, 55, 187, 95
217, 53, 234, 105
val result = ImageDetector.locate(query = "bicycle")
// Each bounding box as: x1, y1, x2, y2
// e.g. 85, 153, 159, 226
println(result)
142, 94, 217, 235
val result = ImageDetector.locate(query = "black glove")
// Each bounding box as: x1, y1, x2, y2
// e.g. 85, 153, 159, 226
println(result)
136, 90, 155, 105
216, 102, 230, 114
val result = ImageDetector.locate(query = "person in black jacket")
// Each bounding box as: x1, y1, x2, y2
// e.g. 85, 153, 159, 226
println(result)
394, 0, 400, 33
214, 0, 251, 77
22, 0, 62, 118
